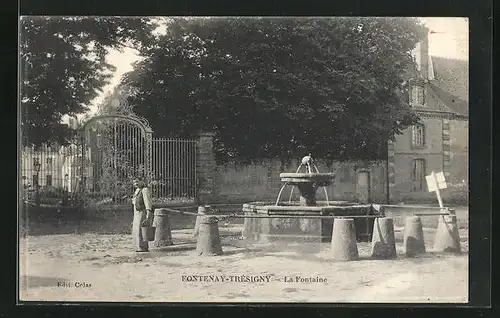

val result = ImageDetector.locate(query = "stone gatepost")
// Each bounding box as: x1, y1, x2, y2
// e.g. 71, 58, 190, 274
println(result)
387, 140, 396, 203
196, 132, 217, 204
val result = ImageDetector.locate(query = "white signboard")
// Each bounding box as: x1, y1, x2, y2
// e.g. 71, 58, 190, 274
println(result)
426, 171, 447, 192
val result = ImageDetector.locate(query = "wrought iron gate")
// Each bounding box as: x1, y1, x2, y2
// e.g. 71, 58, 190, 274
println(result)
76, 95, 198, 207
79, 97, 153, 206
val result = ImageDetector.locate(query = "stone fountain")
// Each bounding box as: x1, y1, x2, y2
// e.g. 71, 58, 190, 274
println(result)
242, 154, 382, 243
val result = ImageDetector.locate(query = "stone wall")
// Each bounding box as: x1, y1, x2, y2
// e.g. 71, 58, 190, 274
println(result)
194, 136, 388, 204
195, 130, 467, 205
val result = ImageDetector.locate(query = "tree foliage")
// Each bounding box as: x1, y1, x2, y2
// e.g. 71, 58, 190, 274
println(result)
123, 17, 426, 164
20, 16, 157, 148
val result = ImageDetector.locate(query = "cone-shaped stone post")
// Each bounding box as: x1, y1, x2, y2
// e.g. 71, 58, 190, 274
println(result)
242, 209, 255, 240
331, 218, 359, 261
403, 216, 426, 256
242, 214, 250, 239
196, 215, 223, 256
433, 209, 461, 253
193, 206, 208, 238
371, 217, 397, 259
151, 208, 173, 248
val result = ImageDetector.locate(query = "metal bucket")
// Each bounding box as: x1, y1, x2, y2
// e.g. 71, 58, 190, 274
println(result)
141, 226, 156, 241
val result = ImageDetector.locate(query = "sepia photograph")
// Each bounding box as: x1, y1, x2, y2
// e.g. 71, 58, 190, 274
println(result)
18, 16, 470, 303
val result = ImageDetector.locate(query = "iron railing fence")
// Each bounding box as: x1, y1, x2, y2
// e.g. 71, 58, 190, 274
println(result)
151, 138, 198, 202
20, 136, 199, 209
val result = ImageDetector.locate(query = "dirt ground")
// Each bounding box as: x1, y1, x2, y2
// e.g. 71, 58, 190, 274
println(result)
19, 210, 469, 303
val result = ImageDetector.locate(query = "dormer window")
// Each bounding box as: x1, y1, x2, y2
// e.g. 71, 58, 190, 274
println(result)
409, 85, 425, 107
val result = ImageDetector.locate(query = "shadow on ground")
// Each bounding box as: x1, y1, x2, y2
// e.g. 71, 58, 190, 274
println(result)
21, 208, 244, 237
219, 239, 468, 265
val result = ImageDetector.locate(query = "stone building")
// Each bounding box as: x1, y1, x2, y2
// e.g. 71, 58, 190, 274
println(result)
387, 29, 469, 203
20, 144, 82, 192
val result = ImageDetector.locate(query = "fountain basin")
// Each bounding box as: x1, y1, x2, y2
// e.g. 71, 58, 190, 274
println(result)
278, 173, 336, 206
242, 201, 383, 243
279, 172, 335, 187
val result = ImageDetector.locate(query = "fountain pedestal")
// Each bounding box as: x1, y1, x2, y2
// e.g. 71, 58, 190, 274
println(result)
280, 172, 335, 207
297, 183, 317, 206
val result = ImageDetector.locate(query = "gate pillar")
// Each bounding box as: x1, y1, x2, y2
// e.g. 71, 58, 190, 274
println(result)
196, 132, 217, 204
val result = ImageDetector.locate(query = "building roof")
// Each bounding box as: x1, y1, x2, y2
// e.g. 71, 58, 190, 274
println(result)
428, 56, 468, 116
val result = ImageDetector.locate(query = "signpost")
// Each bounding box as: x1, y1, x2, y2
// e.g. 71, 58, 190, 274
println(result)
425, 171, 449, 213
425, 171, 461, 253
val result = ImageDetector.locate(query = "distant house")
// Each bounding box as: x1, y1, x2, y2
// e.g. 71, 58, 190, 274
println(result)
20, 144, 83, 193
20, 117, 88, 193
387, 30, 468, 203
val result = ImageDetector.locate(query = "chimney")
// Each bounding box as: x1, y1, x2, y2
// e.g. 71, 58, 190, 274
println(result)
67, 116, 79, 130
420, 30, 429, 80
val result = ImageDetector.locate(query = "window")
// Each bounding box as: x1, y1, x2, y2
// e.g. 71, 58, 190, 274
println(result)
410, 85, 425, 106
411, 123, 425, 147
411, 159, 426, 192
46, 175, 52, 186
32, 174, 39, 186
33, 158, 40, 166
46, 157, 53, 168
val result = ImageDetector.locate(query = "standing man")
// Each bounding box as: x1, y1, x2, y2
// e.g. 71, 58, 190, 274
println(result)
131, 178, 153, 252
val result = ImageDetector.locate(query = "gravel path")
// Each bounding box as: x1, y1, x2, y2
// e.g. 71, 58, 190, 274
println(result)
19, 224, 468, 303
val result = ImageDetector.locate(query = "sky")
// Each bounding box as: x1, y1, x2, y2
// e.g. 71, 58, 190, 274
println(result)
75, 17, 469, 118
420, 17, 469, 60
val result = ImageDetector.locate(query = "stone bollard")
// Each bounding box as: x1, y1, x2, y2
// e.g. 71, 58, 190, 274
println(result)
433, 209, 461, 253
242, 208, 253, 240
371, 217, 397, 259
403, 216, 426, 257
151, 208, 173, 248
196, 215, 223, 256
330, 218, 359, 261
193, 206, 208, 238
